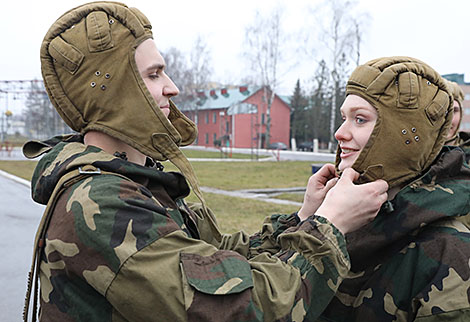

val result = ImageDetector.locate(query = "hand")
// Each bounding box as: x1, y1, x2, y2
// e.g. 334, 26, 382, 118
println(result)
315, 168, 388, 234
298, 164, 339, 221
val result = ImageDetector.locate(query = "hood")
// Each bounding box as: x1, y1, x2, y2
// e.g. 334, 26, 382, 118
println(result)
345, 146, 470, 270
336, 56, 453, 188
25, 135, 190, 206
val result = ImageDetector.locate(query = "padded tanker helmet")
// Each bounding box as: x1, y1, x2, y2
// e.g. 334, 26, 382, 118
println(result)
336, 56, 453, 188
41, 1, 197, 160
445, 80, 465, 144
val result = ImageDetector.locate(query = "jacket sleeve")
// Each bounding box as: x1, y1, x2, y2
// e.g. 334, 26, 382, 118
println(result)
188, 201, 301, 259
75, 177, 350, 321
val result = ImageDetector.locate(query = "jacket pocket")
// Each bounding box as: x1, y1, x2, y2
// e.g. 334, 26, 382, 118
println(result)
180, 251, 253, 295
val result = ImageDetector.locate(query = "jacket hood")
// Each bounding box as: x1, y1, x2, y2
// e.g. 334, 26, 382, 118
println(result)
25, 135, 190, 206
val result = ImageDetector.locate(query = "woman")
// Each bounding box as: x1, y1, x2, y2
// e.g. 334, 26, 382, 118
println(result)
317, 57, 470, 321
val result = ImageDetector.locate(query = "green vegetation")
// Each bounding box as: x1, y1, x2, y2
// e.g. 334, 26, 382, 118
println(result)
0, 160, 37, 181
185, 193, 298, 234
273, 192, 304, 203
163, 160, 315, 190
181, 148, 266, 160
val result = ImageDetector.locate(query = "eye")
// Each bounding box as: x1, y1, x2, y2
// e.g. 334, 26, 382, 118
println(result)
148, 73, 159, 80
355, 116, 366, 124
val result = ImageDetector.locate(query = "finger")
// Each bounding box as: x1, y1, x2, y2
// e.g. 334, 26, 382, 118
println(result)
324, 177, 339, 192
314, 164, 337, 184
363, 179, 389, 193
340, 168, 360, 182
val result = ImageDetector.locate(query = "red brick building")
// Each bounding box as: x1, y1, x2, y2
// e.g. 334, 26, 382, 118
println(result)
180, 86, 291, 149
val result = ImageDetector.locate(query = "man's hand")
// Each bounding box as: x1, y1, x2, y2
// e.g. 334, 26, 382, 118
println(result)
298, 164, 339, 221
315, 168, 388, 234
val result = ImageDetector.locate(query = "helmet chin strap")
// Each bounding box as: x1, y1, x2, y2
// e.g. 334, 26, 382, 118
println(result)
151, 133, 222, 245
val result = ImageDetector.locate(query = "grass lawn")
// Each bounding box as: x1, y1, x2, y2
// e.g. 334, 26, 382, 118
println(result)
163, 160, 315, 190
0, 160, 38, 181
185, 192, 298, 234
181, 148, 266, 160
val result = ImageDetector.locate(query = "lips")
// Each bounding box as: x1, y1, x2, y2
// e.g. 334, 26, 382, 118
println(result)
340, 147, 359, 158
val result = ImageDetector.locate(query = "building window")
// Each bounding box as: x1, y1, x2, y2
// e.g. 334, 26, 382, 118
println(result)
213, 112, 217, 123
195, 114, 198, 125
205, 112, 209, 124
465, 93, 470, 101
226, 121, 229, 133
205, 133, 209, 144
464, 122, 470, 130
261, 113, 265, 124
213, 133, 217, 143
465, 108, 470, 115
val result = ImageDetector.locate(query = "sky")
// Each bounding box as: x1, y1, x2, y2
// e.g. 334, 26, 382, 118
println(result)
1, 0, 469, 114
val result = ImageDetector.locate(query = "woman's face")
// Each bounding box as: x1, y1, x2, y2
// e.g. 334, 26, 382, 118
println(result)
448, 100, 461, 139
335, 95, 378, 171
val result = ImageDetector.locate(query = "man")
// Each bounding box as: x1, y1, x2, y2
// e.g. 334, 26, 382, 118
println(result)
23, 2, 387, 321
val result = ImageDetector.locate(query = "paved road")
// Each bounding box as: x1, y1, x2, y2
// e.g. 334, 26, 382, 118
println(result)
0, 174, 44, 322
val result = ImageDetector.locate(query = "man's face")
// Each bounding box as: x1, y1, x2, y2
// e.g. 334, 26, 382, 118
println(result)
135, 39, 179, 118
335, 95, 378, 171
448, 100, 461, 139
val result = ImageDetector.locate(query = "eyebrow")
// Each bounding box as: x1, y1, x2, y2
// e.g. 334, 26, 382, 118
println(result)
341, 105, 377, 113
145, 63, 165, 72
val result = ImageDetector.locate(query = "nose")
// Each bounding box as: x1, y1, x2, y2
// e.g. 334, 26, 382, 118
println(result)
335, 121, 352, 143
163, 74, 180, 98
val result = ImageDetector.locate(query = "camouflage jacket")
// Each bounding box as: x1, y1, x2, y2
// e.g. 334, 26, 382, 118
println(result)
29, 135, 350, 322
456, 131, 470, 163
318, 147, 470, 322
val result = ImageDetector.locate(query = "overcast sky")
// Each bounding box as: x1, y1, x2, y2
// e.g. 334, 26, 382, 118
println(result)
1, 0, 469, 106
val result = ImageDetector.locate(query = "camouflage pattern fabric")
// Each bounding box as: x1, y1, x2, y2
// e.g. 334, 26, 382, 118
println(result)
30, 135, 351, 322
318, 146, 470, 321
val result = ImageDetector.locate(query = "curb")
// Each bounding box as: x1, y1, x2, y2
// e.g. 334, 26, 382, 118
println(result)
0, 169, 31, 188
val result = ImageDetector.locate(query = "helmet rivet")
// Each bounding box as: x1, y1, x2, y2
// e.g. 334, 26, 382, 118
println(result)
101, 85, 106, 90
95, 71, 101, 76
90, 82, 96, 88
109, 19, 114, 24
411, 127, 416, 133
414, 136, 419, 142
402, 129, 407, 135
105, 73, 111, 79
405, 139, 411, 144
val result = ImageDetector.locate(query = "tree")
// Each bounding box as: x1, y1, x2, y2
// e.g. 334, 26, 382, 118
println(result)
162, 47, 193, 107
23, 80, 71, 139
312, 0, 368, 150
290, 79, 309, 143
189, 35, 213, 90
309, 60, 331, 145
243, 7, 285, 148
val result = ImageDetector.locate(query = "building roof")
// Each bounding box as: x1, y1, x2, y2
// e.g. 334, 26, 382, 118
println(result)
442, 73, 470, 85
179, 86, 259, 111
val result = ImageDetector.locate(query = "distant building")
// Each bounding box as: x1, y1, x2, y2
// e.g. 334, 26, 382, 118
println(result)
179, 86, 291, 149
442, 74, 470, 131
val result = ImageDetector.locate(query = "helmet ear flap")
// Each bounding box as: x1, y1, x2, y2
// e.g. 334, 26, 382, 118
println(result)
397, 72, 419, 109
86, 11, 114, 52
49, 36, 84, 75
